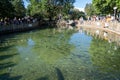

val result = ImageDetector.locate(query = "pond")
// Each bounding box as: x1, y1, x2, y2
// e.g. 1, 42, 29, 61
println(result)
0, 28, 120, 80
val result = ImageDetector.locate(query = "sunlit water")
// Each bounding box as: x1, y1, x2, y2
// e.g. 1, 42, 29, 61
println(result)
0, 28, 120, 80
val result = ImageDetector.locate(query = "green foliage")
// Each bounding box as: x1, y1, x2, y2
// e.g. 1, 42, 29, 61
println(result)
85, 0, 120, 15
116, 0, 120, 12
69, 9, 86, 20
0, 0, 26, 18
27, 0, 75, 20
27, 0, 47, 17
11, 0, 26, 17
0, 0, 14, 18
85, 3, 95, 16
92, 0, 120, 15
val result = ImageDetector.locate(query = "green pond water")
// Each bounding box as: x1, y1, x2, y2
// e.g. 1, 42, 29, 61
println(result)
0, 28, 120, 80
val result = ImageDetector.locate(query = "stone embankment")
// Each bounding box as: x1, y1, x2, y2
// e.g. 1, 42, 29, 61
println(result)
76, 21, 120, 45
0, 22, 39, 35
76, 21, 120, 35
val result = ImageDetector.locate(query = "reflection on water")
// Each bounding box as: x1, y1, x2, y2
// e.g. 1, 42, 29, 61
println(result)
27, 38, 35, 46
90, 37, 120, 74
82, 27, 120, 45
0, 28, 120, 80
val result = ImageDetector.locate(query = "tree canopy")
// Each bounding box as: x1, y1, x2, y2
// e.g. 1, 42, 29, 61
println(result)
11, 0, 26, 17
69, 9, 86, 20
84, 0, 120, 16
85, 3, 95, 16
0, 0, 26, 18
0, 0, 14, 18
93, 0, 114, 14
27, 0, 75, 20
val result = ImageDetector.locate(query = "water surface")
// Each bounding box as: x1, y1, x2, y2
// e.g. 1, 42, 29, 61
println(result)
0, 28, 120, 80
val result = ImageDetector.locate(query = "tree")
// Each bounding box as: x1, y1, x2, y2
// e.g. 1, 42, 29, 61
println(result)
0, 0, 14, 18
11, 0, 26, 17
27, 0, 49, 19
69, 9, 86, 20
92, 0, 119, 15
85, 3, 95, 16
116, 0, 120, 13
27, 0, 75, 20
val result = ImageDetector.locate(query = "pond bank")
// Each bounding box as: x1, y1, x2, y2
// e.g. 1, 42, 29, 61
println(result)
0, 22, 39, 35
76, 21, 120, 35
76, 21, 120, 45
0, 20, 56, 35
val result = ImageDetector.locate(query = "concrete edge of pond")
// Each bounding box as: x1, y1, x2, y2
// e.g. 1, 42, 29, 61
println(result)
78, 25, 120, 36
0, 21, 57, 35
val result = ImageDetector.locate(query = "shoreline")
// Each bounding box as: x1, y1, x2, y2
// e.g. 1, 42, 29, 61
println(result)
76, 21, 120, 36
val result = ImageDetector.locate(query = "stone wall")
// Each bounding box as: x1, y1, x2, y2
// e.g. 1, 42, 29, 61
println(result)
0, 22, 39, 35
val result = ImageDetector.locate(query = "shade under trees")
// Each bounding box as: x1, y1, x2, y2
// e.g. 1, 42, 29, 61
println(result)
0, 0, 26, 18
0, 0, 14, 18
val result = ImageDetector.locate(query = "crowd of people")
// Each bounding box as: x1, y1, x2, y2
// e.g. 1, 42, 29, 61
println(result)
87, 15, 118, 26
0, 14, 120, 33
0, 16, 37, 26
77, 15, 120, 33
